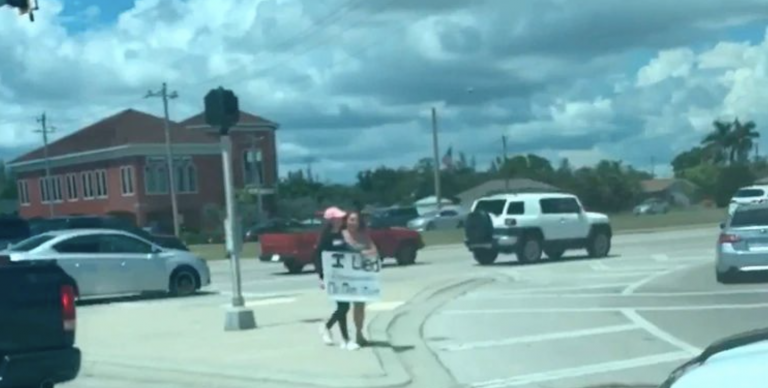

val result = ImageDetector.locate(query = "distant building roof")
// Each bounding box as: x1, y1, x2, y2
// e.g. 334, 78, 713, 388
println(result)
457, 178, 561, 206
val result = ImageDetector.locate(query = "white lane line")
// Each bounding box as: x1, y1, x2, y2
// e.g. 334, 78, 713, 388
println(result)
441, 302, 768, 314
219, 296, 297, 308
438, 324, 639, 352
367, 301, 405, 311
473, 288, 768, 299
465, 283, 632, 298
590, 261, 610, 270
621, 309, 701, 355
469, 351, 691, 388
621, 265, 693, 295
590, 265, 675, 273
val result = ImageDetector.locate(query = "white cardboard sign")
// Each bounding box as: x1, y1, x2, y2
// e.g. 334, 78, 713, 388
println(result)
321, 251, 381, 302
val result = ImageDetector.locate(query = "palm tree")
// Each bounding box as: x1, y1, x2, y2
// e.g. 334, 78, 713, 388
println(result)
701, 120, 733, 165
730, 119, 759, 163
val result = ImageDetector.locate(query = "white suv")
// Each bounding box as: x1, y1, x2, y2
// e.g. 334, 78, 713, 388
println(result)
729, 185, 768, 214
463, 192, 612, 264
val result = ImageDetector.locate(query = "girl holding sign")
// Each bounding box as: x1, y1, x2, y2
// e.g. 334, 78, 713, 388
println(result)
315, 207, 360, 350
342, 210, 379, 347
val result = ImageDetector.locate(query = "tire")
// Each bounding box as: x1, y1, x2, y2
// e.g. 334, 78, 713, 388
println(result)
425, 222, 435, 231
396, 243, 418, 266
465, 210, 493, 244
284, 260, 304, 274
544, 248, 565, 260
517, 236, 543, 263
716, 270, 737, 284
473, 249, 498, 265
587, 229, 611, 258
169, 267, 199, 297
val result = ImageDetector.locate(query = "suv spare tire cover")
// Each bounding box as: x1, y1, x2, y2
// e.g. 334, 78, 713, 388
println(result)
465, 210, 493, 243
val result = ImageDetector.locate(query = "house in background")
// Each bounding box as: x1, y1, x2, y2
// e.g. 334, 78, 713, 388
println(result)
456, 178, 562, 209
639, 178, 698, 207
8, 109, 279, 233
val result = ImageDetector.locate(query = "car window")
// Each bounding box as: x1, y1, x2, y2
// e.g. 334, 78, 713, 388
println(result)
8, 234, 56, 252
540, 197, 582, 214
730, 208, 768, 227
505, 201, 525, 215
100, 234, 154, 254
53, 235, 102, 254
734, 188, 766, 198
439, 210, 458, 217
474, 199, 506, 215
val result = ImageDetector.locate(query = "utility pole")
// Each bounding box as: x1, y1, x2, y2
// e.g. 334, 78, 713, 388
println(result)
35, 113, 54, 218
431, 107, 442, 211
250, 135, 264, 221
145, 83, 181, 237
502, 134, 509, 192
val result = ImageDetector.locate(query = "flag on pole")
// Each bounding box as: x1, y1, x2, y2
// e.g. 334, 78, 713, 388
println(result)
442, 147, 454, 170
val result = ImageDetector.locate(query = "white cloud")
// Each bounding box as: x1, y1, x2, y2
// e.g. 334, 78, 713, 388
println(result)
636, 48, 696, 87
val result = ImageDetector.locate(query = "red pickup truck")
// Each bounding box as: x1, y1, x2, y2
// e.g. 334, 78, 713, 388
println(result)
259, 226, 425, 274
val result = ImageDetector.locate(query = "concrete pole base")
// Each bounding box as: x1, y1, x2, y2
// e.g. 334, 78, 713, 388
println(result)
224, 307, 257, 331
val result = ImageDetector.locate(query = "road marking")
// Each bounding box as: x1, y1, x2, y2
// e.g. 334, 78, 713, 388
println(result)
474, 288, 768, 298
590, 264, 674, 273
438, 324, 639, 352
652, 254, 669, 262
621, 309, 701, 355
441, 302, 768, 314
219, 296, 297, 308
366, 301, 405, 311
465, 283, 633, 298
589, 261, 610, 270
621, 265, 693, 295
468, 351, 691, 388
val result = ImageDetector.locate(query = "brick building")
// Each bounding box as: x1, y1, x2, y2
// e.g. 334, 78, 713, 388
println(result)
8, 109, 279, 232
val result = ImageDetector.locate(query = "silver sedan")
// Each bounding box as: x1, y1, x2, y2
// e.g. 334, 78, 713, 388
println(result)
3, 229, 211, 298
407, 208, 466, 231
716, 203, 768, 283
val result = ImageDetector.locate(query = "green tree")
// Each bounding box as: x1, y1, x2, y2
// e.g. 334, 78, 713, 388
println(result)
702, 120, 734, 165
671, 146, 707, 176
715, 163, 755, 207
730, 119, 759, 163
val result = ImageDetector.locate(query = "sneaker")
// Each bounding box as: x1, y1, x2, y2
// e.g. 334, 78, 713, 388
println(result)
342, 341, 361, 351
319, 325, 333, 345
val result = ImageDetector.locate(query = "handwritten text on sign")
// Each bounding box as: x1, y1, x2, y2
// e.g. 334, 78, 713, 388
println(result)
321, 251, 381, 302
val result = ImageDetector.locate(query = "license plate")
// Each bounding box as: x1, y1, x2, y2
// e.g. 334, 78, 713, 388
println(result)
270, 254, 281, 262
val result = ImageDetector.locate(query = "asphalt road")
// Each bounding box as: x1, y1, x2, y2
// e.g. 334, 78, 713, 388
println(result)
422, 228, 768, 388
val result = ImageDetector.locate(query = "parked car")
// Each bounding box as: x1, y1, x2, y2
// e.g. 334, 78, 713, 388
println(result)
243, 218, 306, 242
728, 185, 768, 214
407, 207, 466, 231
716, 203, 768, 284
28, 216, 190, 251
633, 198, 669, 215
660, 327, 768, 388
367, 206, 420, 229
259, 226, 425, 274
5, 229, 211, 298
0, 257, 80, 388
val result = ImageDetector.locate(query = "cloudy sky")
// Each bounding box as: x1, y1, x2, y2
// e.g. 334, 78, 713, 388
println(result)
2, 0, 768, 183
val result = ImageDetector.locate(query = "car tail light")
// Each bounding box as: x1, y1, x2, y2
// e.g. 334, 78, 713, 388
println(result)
719, 234, 741, 244
505, 218, 517, 226
61, 284, 76, 332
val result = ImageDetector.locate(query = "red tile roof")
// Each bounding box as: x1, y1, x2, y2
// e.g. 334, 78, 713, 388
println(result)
12, 108, 276, 164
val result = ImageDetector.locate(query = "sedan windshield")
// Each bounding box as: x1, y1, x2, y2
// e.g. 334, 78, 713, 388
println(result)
8, 234, 56, 252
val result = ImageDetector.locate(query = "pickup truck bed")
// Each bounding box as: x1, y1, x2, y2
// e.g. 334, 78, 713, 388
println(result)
0, 259, 81, 388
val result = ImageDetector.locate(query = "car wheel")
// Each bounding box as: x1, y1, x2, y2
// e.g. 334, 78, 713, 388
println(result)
425, 222, 435, 231
473, 249, 498, 265
396, 243, 418, 266
587, 230, 611, 258
517, 236, 543, 263
544, 248, 565, 260
465, 210, 493, 244
284, 260, 304, 274
169, 267, 199, 297
716, 270, 737, 284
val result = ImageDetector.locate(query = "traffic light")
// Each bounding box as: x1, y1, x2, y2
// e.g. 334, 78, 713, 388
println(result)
2, 0, 37, 21
204, 87, 240, 135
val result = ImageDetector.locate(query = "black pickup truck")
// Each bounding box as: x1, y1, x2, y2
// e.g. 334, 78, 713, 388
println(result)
0, 258, 81, 388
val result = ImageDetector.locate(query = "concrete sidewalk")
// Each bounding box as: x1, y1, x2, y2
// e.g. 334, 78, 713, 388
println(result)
68, 277, 447, 388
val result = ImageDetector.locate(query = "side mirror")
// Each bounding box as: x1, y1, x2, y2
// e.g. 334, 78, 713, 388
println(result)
151, 246, 163, 255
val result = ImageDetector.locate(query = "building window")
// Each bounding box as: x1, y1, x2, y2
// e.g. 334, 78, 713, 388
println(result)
40, 176, 63, 203
120, 166, 135, 196
95, 170, 108, 198
66, 174, 78, 201
17, 180, 29, 205
243, 149, 264, 186
82, 171, 94, 199
145, 157, 196, 194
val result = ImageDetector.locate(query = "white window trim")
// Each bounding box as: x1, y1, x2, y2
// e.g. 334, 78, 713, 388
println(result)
82, 171, 94, 200
242, 149, 265, 186
174, 160, 198, 194
18, 180, 30, 206
40, 176, 64, 204
95, 169, 108, 199
121, 166, 135, 196
66, 173, 79, 202
145, 163, 169, 196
